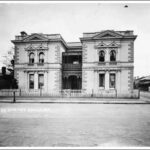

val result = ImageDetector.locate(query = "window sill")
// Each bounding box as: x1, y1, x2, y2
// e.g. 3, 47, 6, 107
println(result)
99, 87, 105, 89
109, 88, 116, 90
109, 61, 117, 65
28, 63, 34, 66
37, 63, 44, 66
98, 62, 106, 65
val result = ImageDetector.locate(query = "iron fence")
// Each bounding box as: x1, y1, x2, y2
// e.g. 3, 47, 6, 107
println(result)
0, 89, 139, 98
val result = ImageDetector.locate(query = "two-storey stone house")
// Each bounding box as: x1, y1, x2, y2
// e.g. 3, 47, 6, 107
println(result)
12, 30, 137, 97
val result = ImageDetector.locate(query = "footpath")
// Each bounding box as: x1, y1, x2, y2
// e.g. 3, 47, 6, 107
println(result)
0, 96, 149, 104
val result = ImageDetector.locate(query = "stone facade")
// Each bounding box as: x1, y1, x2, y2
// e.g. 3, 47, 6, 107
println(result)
12, 30, 137, 97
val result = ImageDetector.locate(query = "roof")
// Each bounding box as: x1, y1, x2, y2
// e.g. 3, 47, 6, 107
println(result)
67, 42, 82, 47
11, 33, 81, 49
81, 30, 137, 41
140, 76, 150, 81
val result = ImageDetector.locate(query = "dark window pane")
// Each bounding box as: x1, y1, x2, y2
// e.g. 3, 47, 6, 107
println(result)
29, 74, 34, 89
99, 74, 105, 87
99, 51, 105, 62
39, 52, 44, 64
29, 53, 34, 64
110, 74, 116, 88
110, 50, 116, 61
38, 74, 44, 89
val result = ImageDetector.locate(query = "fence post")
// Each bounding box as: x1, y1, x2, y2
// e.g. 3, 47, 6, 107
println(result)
138, 89, 140, 99
13, 91, 16, 103
91, 90, 93, 97
40, 87, 42, 96
116, 89, 117, 98
19, 89, 21, 96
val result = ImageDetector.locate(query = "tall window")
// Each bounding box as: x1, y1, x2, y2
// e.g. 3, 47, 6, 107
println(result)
38, 74, 44, 89
110, 50, 116, 61
29, 74, 34, 89
99, 74, 105, 87
110, 74, 116, 88
29, 53, 34, 64
99, 51, 105, 62
39, 52, 44, 64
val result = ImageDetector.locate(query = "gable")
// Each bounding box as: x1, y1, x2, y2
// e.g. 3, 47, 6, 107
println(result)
92, 30, 123, 39
101, 34, 115, 38
23, 34, 48, 41
30, 37, 42, 41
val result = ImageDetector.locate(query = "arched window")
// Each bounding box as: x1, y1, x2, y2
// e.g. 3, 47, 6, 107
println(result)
39, 52, 44, 64
110, 50, 116, 61
29, 53, 34, 64
99, 50, 105, 62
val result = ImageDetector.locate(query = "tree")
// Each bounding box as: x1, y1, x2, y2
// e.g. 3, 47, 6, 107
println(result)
3, 47, 14, 76
2, 47, 18, 89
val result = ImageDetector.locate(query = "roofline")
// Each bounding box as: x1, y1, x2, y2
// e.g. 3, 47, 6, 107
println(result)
11, 38, 69, 49
83, 30, 134, 34
11, 38, 82, 49
80, 35, 137, 42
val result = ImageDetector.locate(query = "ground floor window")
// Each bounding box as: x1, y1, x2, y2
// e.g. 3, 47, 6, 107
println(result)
29, 74, 34, 89
109, 73, 116, 88
99, 74, 105, 87
38, 74, 44, 89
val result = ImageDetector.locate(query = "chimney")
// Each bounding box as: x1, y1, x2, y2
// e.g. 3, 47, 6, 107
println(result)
20, 31, 27, 37
2, 67, 6, 76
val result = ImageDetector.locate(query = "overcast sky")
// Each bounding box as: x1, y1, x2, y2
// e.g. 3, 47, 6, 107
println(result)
0, 2, 150, 77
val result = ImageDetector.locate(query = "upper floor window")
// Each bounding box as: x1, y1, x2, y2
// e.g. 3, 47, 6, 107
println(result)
110, 50, 116, 61
99, 50, 105, 62
39, 52, 44, 64
29, 53, 34, 64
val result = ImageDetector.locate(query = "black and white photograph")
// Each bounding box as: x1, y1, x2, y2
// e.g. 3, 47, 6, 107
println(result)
0, 1, 150, 148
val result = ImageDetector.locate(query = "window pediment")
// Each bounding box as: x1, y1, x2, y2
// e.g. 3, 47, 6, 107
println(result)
95, 41, 120, 49
108, 41, 120, 48
25, 43, 48, 51
95, 41, 107, 48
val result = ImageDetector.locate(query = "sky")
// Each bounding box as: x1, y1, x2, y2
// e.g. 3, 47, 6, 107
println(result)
0, 2, 150, 77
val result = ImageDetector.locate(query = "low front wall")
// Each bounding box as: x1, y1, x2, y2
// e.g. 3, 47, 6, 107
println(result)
0, 89, 140, 98
140, 91, 150, 98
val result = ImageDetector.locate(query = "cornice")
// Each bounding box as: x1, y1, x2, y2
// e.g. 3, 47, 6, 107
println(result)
80, 36, 137, 42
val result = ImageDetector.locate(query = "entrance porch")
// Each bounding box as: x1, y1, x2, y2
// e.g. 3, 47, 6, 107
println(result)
62, 75, 82, 90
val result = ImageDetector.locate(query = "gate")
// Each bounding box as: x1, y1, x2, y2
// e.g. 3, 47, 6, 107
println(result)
61, 89, 82, 97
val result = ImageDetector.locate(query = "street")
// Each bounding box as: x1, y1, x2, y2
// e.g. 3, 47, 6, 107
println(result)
0, 102, 150, 147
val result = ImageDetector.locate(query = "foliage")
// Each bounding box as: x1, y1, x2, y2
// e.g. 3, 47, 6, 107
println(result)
2, 47, 14, 75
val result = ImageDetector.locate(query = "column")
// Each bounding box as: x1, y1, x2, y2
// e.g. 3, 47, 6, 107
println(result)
35, 51, 38, 63
105, 48, 109, 62
117, 70, 121, 94
44, 71, 48, 92
117, 48, 120, 61
34, 72, 38, 90
26, 72, 28, 90
105, 70, 109, 90
94, 71, 98, 92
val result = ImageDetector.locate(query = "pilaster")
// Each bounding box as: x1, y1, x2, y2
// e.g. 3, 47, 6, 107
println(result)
105, 71, 109, 90
44, 71, 48, 92
117, 70, 121, 94
34, 72, 38, 90
105, 49, 109, 61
